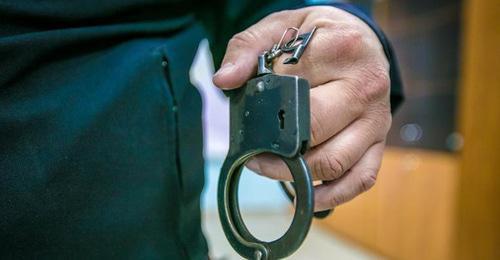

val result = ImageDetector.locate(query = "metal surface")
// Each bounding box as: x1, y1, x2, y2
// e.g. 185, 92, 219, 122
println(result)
219, 74, 312, 259
282, 27, 317, 64
218, 26, 330, 259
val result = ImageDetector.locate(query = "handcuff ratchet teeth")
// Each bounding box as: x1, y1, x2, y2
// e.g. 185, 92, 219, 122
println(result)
218, 26, 331, 260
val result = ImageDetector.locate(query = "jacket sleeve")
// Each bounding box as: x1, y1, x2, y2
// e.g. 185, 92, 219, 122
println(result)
197, 0, 403, 112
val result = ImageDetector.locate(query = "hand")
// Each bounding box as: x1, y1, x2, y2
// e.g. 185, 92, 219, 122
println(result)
213, 6, 392, 211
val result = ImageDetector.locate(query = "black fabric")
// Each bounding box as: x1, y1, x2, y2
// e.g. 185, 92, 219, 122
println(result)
0, 2, 208, 257
0, 1, 403, 258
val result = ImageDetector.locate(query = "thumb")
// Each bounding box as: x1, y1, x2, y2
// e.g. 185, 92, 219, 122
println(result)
212, 32, 263, 90
212, 10, 306, 89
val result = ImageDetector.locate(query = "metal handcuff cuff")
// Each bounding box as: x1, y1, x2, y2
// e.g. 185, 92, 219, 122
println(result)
218, 27, 332, 260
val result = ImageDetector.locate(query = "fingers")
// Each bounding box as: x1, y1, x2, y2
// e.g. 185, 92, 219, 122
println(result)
270, 10, 386, 87
309, 80, 366, 147
314, 141, 385, 211
246, 153, 288, 180
271, 25, 366, 87
306, 105, 391, 181
212, 6, 381, 89
215, 7, 390, 147
245, 107, 391, 181
246, 140, 387, 211
305, 42, 390, 147
212, 10, 307, 89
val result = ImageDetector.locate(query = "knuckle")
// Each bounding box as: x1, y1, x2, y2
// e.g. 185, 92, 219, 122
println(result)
310, 23, 363, 59
336, 27, 364, 55
266, 10, 288, 20
344, 28, 364, 49
361, 66, 390, 103
316, 153, 346, 180
365, 104, 392, 139
303, 26, 334, 61
359, 169, 378, 192
309, 111, 323, 145
312, 18, 337, 29
329, 192, 346, 208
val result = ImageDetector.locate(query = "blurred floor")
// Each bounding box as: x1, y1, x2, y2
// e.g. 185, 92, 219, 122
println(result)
203, 212, 380, 260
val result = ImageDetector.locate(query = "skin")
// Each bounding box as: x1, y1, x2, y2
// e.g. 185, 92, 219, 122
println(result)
213, 6, 392, 212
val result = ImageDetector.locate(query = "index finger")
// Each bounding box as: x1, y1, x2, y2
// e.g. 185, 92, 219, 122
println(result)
212, 9, 308, 89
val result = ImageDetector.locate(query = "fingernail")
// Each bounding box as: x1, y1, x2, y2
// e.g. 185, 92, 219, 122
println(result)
246, 158, 262, 173
214, 62, 235, 78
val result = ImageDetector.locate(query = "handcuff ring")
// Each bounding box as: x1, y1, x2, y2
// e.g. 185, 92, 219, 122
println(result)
219, 152, 313, 260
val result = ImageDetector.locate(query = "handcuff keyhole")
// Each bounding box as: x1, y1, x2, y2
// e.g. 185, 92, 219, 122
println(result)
278, 109, 285, 130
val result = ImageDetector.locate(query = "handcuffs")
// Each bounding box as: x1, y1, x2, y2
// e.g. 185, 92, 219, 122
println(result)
218, 26, 332, 260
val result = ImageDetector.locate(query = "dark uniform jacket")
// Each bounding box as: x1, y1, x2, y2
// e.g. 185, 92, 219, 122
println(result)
0, 0, 402, 258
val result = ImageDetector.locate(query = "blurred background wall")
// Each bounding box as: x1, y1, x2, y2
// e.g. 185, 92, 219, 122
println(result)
380, 0, 461, 151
